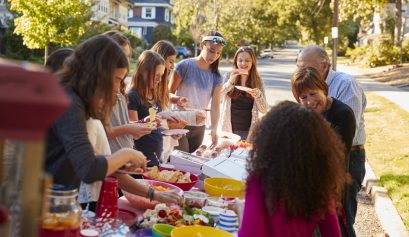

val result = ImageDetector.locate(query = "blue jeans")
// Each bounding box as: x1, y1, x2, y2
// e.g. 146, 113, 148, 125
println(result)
343, 149, 366, 237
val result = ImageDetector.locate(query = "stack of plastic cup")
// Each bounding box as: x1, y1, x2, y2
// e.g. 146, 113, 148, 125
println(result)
217, 210, 238, 233
95, 176, 119, 219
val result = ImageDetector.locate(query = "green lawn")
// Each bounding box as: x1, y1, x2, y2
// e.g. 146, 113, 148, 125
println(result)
364, 93, 409, 227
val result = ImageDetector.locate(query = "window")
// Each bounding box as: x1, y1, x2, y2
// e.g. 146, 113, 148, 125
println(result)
129, 9, 133, 18
165, 9, 169, 22
142, 7, 155, 19
132, 27, 143, 39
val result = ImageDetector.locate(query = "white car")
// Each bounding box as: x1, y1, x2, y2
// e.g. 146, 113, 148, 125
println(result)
260, 49, 274, 59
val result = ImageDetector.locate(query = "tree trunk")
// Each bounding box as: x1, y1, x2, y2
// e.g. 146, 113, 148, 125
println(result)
396, 0, 402, 46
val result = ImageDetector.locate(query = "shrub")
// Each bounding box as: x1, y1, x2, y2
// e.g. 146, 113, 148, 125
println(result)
347, 35, 400, 67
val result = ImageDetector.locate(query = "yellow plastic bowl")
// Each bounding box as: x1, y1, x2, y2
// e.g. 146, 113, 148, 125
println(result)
204, 177, 245, 198
171, 226, 233, 237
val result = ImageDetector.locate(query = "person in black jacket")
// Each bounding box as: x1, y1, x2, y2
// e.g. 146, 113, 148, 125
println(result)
291, 66, 356, 236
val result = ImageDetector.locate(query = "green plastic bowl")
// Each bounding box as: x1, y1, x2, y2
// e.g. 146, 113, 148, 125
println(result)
153, 224, 175, 237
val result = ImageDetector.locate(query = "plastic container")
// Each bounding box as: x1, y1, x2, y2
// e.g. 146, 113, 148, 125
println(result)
39, 185, 82, 237
142, 167, 198, 191
153, 224, 174, 237
171, 226, 233, 237
96, 176, 119, 219
204, 178, 245, 198
183, 191, 207, 208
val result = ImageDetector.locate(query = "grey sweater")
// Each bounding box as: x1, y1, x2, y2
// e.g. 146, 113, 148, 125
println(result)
45, 87, 108, 188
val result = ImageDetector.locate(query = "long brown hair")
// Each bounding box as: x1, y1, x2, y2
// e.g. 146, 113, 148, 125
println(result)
202, 30, 224, 76
151, 40, 177, 109
59, 35, 129, 123
227, 46, 262, 99
129, 50, 166, 108
248, 101, 349, 219
104, 30, 132, 97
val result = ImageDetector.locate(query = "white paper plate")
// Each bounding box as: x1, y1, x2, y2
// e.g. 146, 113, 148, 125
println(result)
161, 129, 189, 136
234, 86, 252, 92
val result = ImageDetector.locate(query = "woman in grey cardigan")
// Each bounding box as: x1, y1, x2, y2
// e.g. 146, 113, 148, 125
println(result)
219, 47, 268, 140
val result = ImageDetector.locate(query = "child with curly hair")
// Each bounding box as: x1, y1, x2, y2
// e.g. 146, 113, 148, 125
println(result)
239, 101, 350, 237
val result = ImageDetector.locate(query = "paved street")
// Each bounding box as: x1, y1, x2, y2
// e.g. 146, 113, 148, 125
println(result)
220, 47, 385, 236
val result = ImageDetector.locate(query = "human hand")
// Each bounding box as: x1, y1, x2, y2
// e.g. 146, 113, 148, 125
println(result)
154, 190, 183, 205
247, 88, 261, 98
176, 97, 188, 109
143, 115, 162, 128
229, 69, 242, 83
125, 149, 148, 172
170, 134, 184, 140
127, 124, 152, 140
195, 110, 206, 125
210, 131, 218, 149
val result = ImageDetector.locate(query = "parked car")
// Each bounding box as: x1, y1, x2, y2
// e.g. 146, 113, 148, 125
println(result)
260, 49, 274, 59
176, 46, 192, 58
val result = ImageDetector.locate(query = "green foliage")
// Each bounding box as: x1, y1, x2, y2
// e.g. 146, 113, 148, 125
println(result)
9, 0, 92, 58
339, 0, 388, 27
401, 38, 409, 62
347, 35, 400, 67
152, 24, 176, 46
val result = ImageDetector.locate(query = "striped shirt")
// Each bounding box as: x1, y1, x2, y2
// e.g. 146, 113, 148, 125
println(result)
326, 69, 366, 146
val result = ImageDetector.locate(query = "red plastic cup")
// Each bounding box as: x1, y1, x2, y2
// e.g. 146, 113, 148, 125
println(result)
96, 176, 119, 219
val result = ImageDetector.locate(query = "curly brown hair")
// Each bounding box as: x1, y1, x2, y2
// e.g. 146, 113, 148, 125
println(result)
248, 101, 349, 219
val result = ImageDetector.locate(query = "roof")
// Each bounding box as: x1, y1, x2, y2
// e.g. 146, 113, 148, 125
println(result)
131, 0, 173, 7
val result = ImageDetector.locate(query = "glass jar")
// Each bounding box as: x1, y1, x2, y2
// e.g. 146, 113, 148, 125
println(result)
39, 185, 82, 237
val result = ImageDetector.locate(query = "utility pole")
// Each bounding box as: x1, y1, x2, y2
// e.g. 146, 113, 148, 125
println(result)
332, 0, 339, 71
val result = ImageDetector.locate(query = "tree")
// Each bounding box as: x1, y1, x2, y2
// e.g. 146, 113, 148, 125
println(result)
152, 24, 175, 46
10, 0, 92, 62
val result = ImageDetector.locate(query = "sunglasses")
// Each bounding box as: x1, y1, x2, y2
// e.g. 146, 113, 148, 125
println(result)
202, 36, 227, 46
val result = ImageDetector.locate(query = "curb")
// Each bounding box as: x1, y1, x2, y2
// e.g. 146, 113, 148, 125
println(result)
362, 162, 409, 237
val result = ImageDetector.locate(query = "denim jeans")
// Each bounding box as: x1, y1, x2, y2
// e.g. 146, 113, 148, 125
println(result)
343, 149, 366, 237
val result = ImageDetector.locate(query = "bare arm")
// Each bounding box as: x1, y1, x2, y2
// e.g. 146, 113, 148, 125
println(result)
128, 109, 139, 122
105, 148, 147, 176
105, 124, 152, 140
169, 71, 182, 94
210, 85, 222, 147
115, 173, 183, 204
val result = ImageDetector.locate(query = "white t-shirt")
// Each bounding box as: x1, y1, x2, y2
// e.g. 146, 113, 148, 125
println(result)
78, 119, 111, 203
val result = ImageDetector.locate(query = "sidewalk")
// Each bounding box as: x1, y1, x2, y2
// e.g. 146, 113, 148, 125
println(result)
338, 64, 409, 237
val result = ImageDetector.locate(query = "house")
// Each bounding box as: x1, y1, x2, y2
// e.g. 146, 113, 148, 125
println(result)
128, 0, 174, 45
359, 3, 409, 46
0, 0, 13, 54
91, 0, 133, 28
